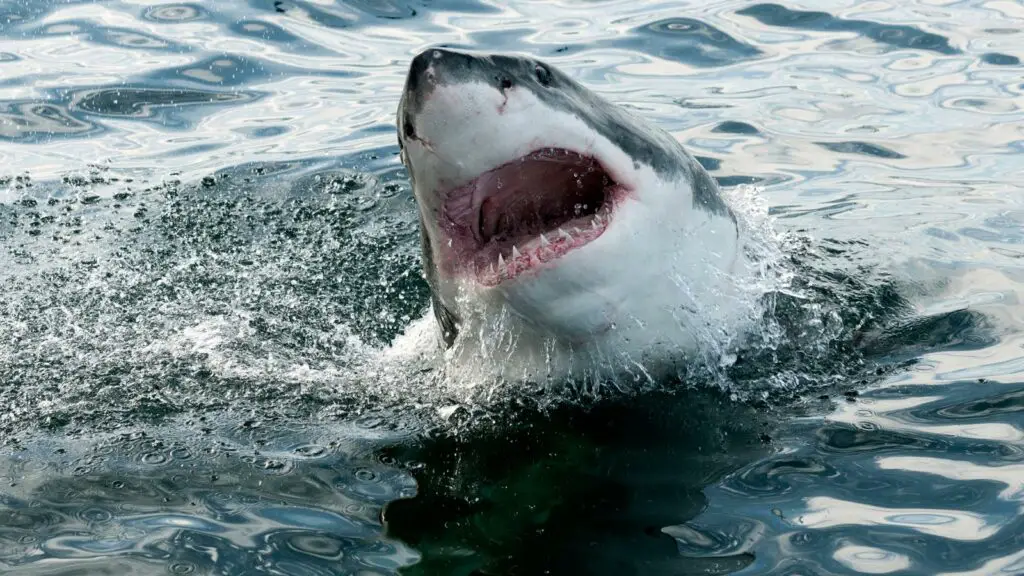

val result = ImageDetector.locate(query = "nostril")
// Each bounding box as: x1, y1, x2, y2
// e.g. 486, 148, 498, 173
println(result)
404, 120, 416, 139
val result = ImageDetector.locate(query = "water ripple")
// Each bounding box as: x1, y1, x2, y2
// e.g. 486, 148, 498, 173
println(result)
617, 18, 763, 67
0, 0, 1023, 574
737, 3, 961, 55
141, 4, 209, 24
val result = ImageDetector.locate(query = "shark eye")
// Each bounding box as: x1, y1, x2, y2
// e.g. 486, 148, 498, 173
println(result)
534, 64, 551, 86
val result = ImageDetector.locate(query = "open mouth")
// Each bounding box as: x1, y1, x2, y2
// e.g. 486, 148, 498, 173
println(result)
440, 148, 624, 286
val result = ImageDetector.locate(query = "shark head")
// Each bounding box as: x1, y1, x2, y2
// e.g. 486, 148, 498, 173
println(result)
397, 48, 746, 381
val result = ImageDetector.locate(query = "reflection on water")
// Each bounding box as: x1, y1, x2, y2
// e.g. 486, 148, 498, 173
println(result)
1, 0, 1023, 574
0, 422, 422, 574
736, 3, 962, 55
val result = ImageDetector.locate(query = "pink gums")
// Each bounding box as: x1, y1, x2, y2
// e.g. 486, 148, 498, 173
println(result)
471, 201, 615, 287
433, 146, 628, 287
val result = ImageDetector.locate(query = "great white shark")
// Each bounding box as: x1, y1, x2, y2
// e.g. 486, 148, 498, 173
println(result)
393, 48, 758, 385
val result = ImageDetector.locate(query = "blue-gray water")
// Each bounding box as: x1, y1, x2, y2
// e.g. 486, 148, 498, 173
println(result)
1, 1, 1022, 574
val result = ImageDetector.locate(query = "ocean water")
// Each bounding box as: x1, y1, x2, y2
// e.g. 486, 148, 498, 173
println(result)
1, 0, 1023, 574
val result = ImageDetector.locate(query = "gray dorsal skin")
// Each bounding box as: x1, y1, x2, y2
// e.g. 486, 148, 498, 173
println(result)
398, 49, 733, 220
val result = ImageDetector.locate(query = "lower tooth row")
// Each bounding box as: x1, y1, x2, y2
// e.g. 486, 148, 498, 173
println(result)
493, 247, 521, 274
488, 217, 606, 276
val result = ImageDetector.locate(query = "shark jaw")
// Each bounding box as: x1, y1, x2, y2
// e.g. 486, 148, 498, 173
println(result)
397, 54, 649, 299
436, 147, 632, 287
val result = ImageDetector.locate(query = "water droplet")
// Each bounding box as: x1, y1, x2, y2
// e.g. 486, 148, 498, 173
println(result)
79, 507, 112, 523
170, 561, 196, 574
141, 452, 167, 465
354, 468, 378, 482
294, 444, 327, 458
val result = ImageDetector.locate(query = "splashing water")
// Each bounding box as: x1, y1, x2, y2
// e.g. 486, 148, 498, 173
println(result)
0, 157, 884, 438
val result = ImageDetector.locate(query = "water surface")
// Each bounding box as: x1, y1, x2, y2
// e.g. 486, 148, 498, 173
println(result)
1, 0, 1023, 574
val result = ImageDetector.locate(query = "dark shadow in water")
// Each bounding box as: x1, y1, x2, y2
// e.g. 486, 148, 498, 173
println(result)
695, 155, 722, 171
816, 141, 906, 159
737, 3, 961, 55
855, 308, 997, 361
712, 121, 761, 135
615, 18, 763, 68
382, 388, 774, 576
980, 52, 1020, 66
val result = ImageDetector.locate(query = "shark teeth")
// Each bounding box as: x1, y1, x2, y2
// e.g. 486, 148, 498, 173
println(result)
480, 212, 613, 284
